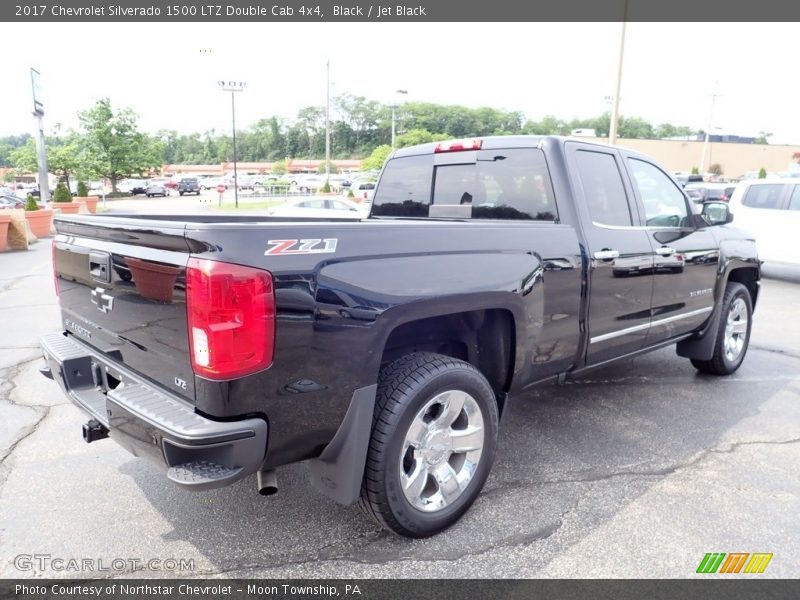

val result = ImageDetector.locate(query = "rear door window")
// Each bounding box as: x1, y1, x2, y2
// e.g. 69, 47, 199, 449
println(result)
788, 186, 800, 211
574, 150, 633, 227
742, 184, 785, 209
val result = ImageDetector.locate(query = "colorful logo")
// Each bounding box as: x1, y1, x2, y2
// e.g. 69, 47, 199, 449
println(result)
696, 552, 773, 574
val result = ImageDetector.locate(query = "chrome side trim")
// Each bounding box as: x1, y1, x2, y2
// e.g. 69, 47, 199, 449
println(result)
590, 306, 713, 344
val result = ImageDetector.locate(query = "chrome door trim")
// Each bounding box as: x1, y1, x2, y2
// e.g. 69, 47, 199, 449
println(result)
590, 306, 713, 344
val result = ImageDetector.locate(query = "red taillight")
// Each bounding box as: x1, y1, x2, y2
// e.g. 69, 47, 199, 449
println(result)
186, 258, 275, 380
434, 138, 483, 153
51, 240, 60, 297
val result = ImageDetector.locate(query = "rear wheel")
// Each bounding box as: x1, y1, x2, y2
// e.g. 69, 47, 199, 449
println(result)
359, 352, 499, 537
691, 282, 753, 375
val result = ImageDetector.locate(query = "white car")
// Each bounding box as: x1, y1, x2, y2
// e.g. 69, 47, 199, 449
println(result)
267, 198, 368, 219
350, 180, 377, 202
728, 179, 800, 274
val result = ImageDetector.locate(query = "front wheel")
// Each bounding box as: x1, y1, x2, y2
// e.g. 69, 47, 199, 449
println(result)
691, 282, 753, 375
359, 352, 499, 537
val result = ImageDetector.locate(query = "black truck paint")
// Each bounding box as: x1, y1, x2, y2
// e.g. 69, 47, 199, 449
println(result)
40, 136, 760, 535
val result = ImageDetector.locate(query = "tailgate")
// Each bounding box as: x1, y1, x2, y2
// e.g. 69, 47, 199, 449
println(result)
53, 216, 195, 402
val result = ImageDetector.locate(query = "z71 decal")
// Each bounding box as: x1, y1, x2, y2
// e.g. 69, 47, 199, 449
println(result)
265, 239, 338, 256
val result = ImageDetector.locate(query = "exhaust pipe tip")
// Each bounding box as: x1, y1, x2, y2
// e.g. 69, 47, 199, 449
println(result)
257, 469, 278, 496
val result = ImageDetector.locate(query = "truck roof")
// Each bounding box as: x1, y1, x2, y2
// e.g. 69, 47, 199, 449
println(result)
390, 134, 623, 158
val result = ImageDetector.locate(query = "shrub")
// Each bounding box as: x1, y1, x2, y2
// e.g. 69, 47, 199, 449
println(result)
758, 167, 767, 179
76, 181, 89, 197
346, 188, 355, 198
321, 182, 331, 193
25, 194, 39, 211
53, 183, 72, 203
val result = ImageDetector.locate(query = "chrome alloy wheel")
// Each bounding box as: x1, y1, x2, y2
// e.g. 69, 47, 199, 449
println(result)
399, 390, 485, 512
723, 297, 749, 362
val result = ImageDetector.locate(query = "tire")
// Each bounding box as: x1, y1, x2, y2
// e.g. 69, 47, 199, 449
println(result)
179, 192, 184, 196
691, 282, 753, 375
359, 352, 499, 537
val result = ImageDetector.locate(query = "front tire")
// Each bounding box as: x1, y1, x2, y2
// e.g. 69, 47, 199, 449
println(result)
359, 352, 499, 537
691, 282, 753, 375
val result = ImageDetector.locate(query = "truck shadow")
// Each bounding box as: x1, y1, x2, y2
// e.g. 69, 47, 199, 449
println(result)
121, 346, 795, 575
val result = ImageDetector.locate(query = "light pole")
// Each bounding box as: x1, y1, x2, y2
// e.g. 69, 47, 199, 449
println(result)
30, 68, 49, 204
608, 5, 628, 145
700, 87, 722, 175
390, 89, 408, 150
325, 60, 331, 184
218, 80, 246, 208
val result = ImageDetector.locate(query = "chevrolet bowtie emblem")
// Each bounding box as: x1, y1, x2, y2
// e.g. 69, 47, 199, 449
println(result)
91, 287, 114, 314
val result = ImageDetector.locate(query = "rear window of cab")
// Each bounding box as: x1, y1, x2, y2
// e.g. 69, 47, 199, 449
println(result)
371, 148, 558, 221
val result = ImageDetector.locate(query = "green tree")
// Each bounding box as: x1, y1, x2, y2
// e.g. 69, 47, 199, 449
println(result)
361, 144, 392, 171
53, 182, 72, 203
78, 98, 164, 191
271, 159, 288, 174
317, 161, 335, 175
9, 132, 86, 190
396, 129, 449, 148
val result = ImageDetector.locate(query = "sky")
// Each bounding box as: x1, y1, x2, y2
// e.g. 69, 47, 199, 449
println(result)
2, 22, 799, 144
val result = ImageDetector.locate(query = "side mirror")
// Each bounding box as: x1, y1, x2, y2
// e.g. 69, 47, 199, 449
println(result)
701, 201, 733, 226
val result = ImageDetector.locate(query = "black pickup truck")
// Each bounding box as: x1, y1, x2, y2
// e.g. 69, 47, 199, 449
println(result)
40, 136, 759, 537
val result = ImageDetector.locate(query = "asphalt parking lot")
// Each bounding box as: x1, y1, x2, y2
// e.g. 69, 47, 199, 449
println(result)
0, 208, 798, 578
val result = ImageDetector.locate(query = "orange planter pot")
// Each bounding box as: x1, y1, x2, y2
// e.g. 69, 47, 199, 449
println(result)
126, 257, 181, 303
74, 196, 99, 213
54, 202, 81, 214
25, 208, 54, 238
0, 213, 11, 252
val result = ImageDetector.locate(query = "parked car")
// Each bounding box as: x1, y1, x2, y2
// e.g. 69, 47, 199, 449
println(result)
127, 180, 148, 196
728, 178, 800, 271
145, 182, 169, 198
41, 135, 759, 538
350, 180, 377, 202
266, 197, 368, 218
685, 188, 705, 204
684, 182, 736, 203
0, 194, 26, 209
293, 175, 327, 193
177, 178, 201, 196
198, 177, 224, 191
672, 172, 704, 188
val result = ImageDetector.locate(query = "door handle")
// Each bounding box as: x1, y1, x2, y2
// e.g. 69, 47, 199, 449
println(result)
655, 246, 676, 256
593, 249, 620, 260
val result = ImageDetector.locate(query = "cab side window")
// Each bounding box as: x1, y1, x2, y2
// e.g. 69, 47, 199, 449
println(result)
628, 158, 689, 228
742, 184, 784, 210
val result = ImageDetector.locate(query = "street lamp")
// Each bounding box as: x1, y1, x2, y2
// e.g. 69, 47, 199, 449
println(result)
391, 89, 408, 150
700, 87, 722, 175
608, 8, 628, 145
218, 80, 246, 208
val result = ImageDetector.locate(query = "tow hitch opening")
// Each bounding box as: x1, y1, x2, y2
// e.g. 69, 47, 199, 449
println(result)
82, 419, 109, 443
